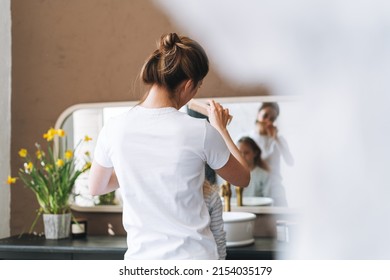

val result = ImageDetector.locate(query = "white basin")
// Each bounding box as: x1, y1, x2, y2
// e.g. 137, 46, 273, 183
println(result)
230, 196, 273, 206
222, 212, 256, 247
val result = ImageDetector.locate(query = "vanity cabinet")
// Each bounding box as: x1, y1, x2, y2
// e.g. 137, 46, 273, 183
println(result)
0, 234, 285, 260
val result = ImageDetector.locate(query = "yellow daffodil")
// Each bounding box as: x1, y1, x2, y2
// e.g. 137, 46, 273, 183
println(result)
82, 162, 92, 172
57, 129, 66, 137
84, 135, 92, 142
7, 176, 17, 185
18, 149, 27, 158
64, 150, 73, 160
45, 164, 53, 172
24, 162, 33, 173
36, 150, 44, 160
43, 128, 57, 141
56, 159, 64, 167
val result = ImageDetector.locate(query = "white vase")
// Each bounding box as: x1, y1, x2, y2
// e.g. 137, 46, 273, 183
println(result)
43, 213, 71, 239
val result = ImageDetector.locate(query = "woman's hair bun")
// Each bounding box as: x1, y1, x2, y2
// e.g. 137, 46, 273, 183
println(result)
160, 33, 181, 52
141, 32, 209, 93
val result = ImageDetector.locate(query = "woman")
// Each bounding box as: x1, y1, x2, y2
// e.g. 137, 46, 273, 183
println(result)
88, 33, 249, 259
246, 102, 294, 206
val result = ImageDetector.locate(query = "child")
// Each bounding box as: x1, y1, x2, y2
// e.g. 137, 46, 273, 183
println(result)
236, 136, 271, 197
203, 180, 226, 260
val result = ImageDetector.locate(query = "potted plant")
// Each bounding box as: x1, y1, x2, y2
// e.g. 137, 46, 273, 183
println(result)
7, 127, 92, 239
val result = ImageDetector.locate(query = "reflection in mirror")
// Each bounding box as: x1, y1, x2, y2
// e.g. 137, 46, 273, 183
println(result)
57, 103, 138, 207
55, 96, 302, 210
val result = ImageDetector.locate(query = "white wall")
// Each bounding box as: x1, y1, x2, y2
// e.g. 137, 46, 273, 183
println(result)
0, 0, 11, 238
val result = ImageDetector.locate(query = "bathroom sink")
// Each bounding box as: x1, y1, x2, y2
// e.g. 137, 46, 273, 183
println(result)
230, 196, 273, 206
222, 212, 256, 247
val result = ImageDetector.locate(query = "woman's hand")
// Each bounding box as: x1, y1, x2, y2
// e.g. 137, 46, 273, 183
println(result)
207, 99, 230, 133
257, 121, 278, 139
265, 123, 278, 138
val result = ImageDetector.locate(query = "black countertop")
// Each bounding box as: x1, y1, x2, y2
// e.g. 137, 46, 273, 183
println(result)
0, 234, 284, 260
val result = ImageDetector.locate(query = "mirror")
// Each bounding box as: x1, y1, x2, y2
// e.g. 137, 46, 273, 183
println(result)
55, 96, 302, 212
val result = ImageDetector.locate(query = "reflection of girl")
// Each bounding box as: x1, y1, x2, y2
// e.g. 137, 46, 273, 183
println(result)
88, 33, 249, 260
237, 137, 270, 197
247, 102, 294, 206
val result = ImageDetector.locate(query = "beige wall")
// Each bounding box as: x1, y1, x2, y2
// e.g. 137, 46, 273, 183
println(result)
11, 0, 266, 236
0, 0, 11, 238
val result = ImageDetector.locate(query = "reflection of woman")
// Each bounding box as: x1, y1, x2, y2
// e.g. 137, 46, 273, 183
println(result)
88, 33, 249, 260
236, 136, 270, 197
246, 102, 294, 206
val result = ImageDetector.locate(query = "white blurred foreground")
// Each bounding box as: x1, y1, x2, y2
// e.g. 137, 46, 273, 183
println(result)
154, 0, 390, 259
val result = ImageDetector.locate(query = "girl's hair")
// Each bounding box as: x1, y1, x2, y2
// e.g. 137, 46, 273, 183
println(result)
238, 136, 270, 171
140, 33, 209, 96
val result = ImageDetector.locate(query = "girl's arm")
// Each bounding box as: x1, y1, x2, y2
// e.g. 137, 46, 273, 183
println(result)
207, 100, 250, 187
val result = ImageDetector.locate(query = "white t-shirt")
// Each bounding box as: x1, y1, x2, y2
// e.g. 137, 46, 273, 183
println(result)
94, 106, 230, 259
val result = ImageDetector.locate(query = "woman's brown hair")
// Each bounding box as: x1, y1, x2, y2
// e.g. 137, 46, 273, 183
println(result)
140, 33, 209, 96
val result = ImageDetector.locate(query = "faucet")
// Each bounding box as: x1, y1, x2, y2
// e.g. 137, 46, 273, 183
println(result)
235, 186, 243, 207
220, 181, 232, 212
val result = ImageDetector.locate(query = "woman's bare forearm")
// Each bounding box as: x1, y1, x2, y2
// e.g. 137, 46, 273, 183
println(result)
89, 160, 119, 196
